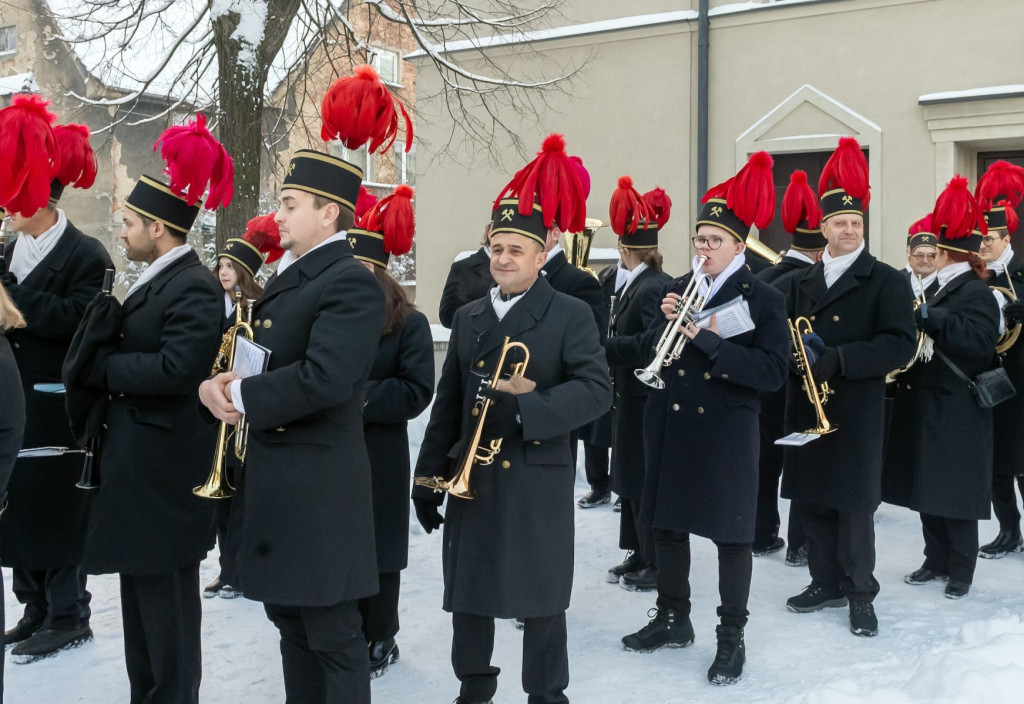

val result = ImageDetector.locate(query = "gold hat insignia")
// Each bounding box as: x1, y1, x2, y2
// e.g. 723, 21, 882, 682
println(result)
710, 206, 723, 217
842, 195, 854, 206
501, 208, 514, 222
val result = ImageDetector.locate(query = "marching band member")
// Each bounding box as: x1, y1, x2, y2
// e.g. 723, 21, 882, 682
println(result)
883, 176, 1000, 598
439, 222, 494, 328
413, 134, 611, 704
601, 178, 672, 590
754, 170, 826, 566
780, 138, 917, 637
0, 98, 112, 660
975, 161, 1024, 559
904, 216, 940, 298
620, 152, 789, 686
73, 114, 230, 702
349, 186, 435, 677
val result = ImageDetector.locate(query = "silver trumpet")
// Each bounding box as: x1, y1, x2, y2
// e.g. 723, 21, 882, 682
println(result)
635, 256, 713, 389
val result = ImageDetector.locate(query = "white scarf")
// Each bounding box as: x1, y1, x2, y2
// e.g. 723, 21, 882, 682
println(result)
693, 250, 746, 303
905, 268, 938, 298
620, 262, 648, 296
987, 243, 1015, 275
489, 280, 536, 321
935, 261, 971, 290
125, 244, 192, 299
9, 209, 67, 282
544, 244, 564, 264
223, 292, 236, 318
821, 240, 865, 288
784, 249, 815, 266
276, 231, 348, 276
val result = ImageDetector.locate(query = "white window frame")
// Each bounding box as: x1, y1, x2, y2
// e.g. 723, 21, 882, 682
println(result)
369, 47, 401, 87
0, 26, 17, 57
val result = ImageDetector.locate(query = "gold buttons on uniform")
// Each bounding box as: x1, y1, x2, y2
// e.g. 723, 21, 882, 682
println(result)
533, 440, 541, 445
697, 407, 705, 414
672, 403, 680, 411
703, 372, 711, 380
263, 319, 272, 329
501, 460, 511, 469
809, 315, 816, 322
721, 374, 729, 379
253, 320, 260, 327
476, 360, 485, 368
832, 315, 840, 322
471, 408, 480, 416
677, 369, 685, 376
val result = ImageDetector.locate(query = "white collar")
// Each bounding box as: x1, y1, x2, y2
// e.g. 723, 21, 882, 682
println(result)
987, 243, 1014, 272
489, 279, 536, 321
936, 260, 971, 289
784, 249, 815, 266
544, 244, 564, 264
620, 261, 649, 295
8, 209, 67, 282
125, 244, 192, 299
276, 231, 349, 275
909, 271, 938, 297
693, 250, 746, 302
821, 240, 865, 288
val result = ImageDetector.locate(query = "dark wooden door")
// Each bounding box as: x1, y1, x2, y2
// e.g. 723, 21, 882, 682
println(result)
978, 151, 1024, 252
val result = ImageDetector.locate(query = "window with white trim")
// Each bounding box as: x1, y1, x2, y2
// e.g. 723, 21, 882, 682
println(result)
370, 48, 400, 86
0, 26, 17, 57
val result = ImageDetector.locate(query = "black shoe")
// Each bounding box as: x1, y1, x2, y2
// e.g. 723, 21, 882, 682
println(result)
218, 583, 243, 599
707, 625, 745, 685
622, 608, 695, 652
785, 544, 808, 567
979, 529, 1023, 559
786, 584, 848, 613
612, 497, 622, 513
752, 537, 785, 557
619, 565, 658, 592
368, 638, 399, 678
578, 488, 611, 509
607, 551, 645, 583
904, 566, 949, 585
848, 602, 878, 637
4, 614, 44, 647
10, 626, 93, 663
454, 698, 493, 704
203, 576, 224, 598
944, 580, 970, 599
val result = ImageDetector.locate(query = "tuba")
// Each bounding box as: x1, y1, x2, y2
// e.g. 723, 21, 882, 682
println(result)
745, 236, 783, 266
194, 287, 254, 499
994, 264, 1021, 354
788, 316, 836, 435
564, 218, 605, 279
635, 257, 713, 389
415, 337, 530, 500
886, 274, 929, 384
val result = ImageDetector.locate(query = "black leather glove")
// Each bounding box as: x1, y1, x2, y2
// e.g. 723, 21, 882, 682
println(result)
810, 346, 841, 383
481, 387, 521, 438
82, 345, 117, 389
918, 305, 948, 335
801, 333, 825, 366
1004, 301, 1024, 328
414, 498, 444, 534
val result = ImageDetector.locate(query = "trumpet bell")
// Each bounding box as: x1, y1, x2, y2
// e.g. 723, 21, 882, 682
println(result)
634, 367, 665, 389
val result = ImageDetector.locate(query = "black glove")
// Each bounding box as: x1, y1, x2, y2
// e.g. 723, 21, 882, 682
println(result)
810, 346, 840, 382
801, 333, 825, 366
481, 387, 521, 438
918, 305, 948, 335
1004, 301, 1024, 328
414, 498, 444, 534
0, 270, 16, 288
82, 345, 117, 389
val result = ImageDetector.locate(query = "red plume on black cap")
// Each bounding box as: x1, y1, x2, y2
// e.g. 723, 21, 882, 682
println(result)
608, 176, 651, 236
975, 161, 1024, 211
908, 213, 934, 236
782, 170, 822, 234
702, 151, 776, 229
362, 184, 415, 257
53, 124, 96, 190
154, 113, 234, 210
320, 64, 413, 154
492, 134, 587, 234
642, 187, 672, 229
818, 137, 870, 209
355, 185, 379, 222
932, 175, 987, 252
244, 214, 284, 264
0, 94, 59, 215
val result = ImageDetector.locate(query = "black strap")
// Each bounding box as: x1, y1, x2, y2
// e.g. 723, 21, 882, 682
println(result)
933, 347, 973, 385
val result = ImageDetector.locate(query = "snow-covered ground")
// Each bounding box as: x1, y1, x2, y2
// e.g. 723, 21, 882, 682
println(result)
6, 408, 1024, 703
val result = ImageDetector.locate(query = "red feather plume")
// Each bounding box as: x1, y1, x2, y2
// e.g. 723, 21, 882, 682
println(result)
608, 176, 650, 236
1001, 199, 1020, 235
52, 124, 96, 190
932, 175, 987, 240
781, 170, 822, 234
908, 213, 934, 236
154, 113, 234, 210
363, 184, 415, 256
642, 187, 672, 229
491, 134, 587, 234
702, 151, 775, 229
818, 137, 871, 209
0, 94, 59, 216
243, 214, 283, 264
569, 155, 590, 200
355, 185, 378, 223
320, 64, 413, 155
975, 160, 1024, 211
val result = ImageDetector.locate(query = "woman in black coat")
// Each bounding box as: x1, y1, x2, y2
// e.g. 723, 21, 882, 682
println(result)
883, 203, 1000, 600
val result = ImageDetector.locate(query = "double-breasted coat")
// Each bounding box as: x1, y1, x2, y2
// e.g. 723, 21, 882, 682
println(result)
364, 309, 434, 574
640, 266, 790, 543
603, 267, 672, 499
989, 254, 1024, 476
83, 249, 222, 575
780, 249, 918, 512
883, 270, 1000, 519
439, 248, 494, 328
413, 276, 611, 619
1, 223, 111, 568
759, 255, 811, 287
237, 239, 384, 607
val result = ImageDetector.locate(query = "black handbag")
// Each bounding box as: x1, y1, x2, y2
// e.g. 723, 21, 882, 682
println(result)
934, 347, 1016, 408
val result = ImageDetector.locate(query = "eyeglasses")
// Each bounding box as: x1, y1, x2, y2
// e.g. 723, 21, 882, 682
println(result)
691, 235, 726, 250
981, 235, 1007, 246
910, 252, 936, 261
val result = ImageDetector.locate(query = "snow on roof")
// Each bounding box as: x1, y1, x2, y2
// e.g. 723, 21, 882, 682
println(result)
0, 72, 39, 96
709, 0, 826, 17
405, 11, 699, 59
919, 85, 1024, 105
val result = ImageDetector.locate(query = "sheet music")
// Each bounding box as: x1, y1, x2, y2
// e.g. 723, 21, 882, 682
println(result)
233, 337, 271, 379
691, 296, 755, 340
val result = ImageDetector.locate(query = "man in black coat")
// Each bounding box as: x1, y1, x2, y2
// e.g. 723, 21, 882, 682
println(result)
1, 191, 112, 659
202, 149, 385, 704
439, 222, 494, 328
413, 194, 611, 704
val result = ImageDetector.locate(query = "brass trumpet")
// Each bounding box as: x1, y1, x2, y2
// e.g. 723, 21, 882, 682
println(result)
994, 264, 1021, 354
635, 257, 713, 389
194, 287, 254, 499
788, 316, 836, 435
415, 337, 530, 500
886, 274, 928, 384
745, 236, 783, 266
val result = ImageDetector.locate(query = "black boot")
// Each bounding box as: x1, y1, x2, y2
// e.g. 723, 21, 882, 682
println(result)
619, 565, 658, 592
577, 488, 611, 509
752, 537, 785, 557
707, 625, 745, 685
785, 544, 808, 567
979, 529, 1023, 559
368, 638, 399, 678
621, 608, 695, 652
4, 612, 45, 647
607, 551, 645, 583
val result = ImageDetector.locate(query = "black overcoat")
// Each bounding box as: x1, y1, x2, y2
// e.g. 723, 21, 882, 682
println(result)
413, 276, 611, 618
640, 266, 790, 543
780, 249, 917, 512
757, 258, 812, 425
603, 267, 672, 499
759, 256, 811, 286
542, 250, 607, 338
883, 271, 999, 520
901, 268, 940, 299
0, 334, 25, 503
363, 309, 434, 574
439, 248, 493, 328
237, 239, 384, 607
989, 254, 1024, 476
1, 223, 111, 568
83, 249, 221, 575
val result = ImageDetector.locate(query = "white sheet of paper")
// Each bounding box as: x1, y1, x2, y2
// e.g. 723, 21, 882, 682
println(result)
774, 432, 822, 447
692, 297, 755, 339
232, 337, 271, 379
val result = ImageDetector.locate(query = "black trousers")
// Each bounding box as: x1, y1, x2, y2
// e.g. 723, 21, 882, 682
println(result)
12, 565, 91, 630
618, 498, 656, 565
583, 440, 610, 492
452, 611, 568, 704
357, 571, 400, 642
264, 599, 370, 704
120, 562, 203, 704
802, 502, 879, 602
653, 530, 751, 629
921, 513, 979, 584
991, 474, 1024, 531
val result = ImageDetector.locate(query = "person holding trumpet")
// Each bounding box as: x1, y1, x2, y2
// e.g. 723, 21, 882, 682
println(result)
412, 134, 610, 704
620, 152, 789, 686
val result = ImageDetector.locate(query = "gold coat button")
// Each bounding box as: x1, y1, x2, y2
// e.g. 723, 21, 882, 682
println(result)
809, 315, 816, 322
275, 426, 285, 432
677, 369, 685, 376
471, 408, 480, 416
832, 315, 840, 322
533, 440, 541, 445
263, 319, 272, 329
721, 373, 729, 379
12, 342, 18, 349
476, 360, 485, 368
703, 372, 711, 380
253, 319, 260, 327
697, 407, 705, 414
672, 403, 680, 411
501, 460, 511, 469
